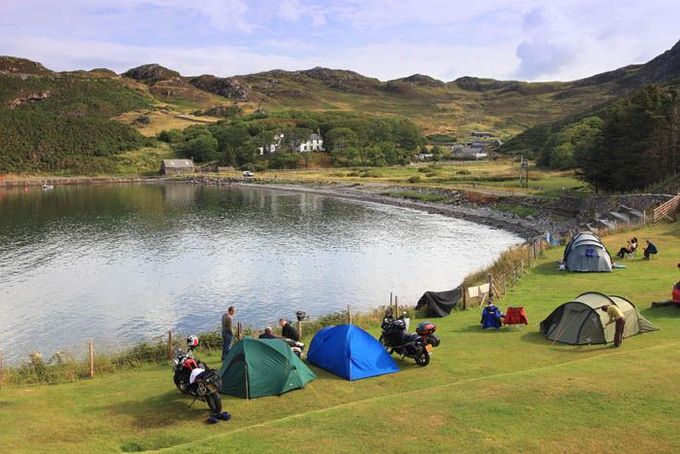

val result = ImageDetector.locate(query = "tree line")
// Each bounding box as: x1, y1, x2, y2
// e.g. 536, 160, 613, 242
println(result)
159, 111, 424, 170
503, 85, 680, 191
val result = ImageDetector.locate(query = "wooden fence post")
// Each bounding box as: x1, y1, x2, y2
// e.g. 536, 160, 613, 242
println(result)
237, 322, 243, 341
462, 287, 467, 310
347, 305, 352, 324
167, 331, 173, 361
395, 296, 399, 316
488, 273, 494, 304
297, 320, 302, 340
88, 341, 94, 379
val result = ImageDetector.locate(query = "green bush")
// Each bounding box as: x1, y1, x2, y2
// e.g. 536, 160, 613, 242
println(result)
408, 175, 422, 183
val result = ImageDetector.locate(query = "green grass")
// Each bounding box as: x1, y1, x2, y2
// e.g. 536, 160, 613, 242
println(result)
1, 221, 678, 453
219, 159, 586, 196
494, 203, 538, 218
388, 190, 449, 203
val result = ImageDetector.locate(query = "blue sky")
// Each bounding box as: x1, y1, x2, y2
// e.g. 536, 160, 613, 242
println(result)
1, 0, 678, 81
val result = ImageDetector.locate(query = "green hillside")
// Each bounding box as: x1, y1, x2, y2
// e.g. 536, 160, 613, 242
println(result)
1, 38, 680, 175
0, 60, 152, 173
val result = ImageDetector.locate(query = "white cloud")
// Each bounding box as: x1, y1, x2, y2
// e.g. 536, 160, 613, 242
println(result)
279, 0, 302, 21
0, 0, 678, 81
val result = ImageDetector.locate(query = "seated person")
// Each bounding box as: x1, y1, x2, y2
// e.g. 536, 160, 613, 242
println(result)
616, 237, 638, 259
643, 240, 658, 259
481, 301, 503, 330
258, 326, 278, 339
651, 281, 680, 308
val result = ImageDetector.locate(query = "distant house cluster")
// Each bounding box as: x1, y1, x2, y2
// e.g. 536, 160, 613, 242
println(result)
452, 142, 488, 160
450, 131, 502, 160
258, 131, 325, 155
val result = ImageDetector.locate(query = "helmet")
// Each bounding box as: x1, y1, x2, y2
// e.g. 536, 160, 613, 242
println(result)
186, 335, 199, 350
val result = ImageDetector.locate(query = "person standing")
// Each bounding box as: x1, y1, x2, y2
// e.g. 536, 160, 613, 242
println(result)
600, 305, 626, 347
279, 318, 299, 341
222, 306, 236, 360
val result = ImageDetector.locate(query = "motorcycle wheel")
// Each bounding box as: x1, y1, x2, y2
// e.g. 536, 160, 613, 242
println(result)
378, 334, 390, 349
414, 350, 430, 367
173, 373, 191, 394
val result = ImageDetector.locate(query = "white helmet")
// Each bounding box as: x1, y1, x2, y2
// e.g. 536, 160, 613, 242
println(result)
186, 335, 199, 350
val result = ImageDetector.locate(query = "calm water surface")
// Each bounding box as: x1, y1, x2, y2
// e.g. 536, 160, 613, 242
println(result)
0, 184, 521, 362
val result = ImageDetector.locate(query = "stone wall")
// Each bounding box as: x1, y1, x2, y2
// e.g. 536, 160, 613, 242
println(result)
579, 193, 673, 222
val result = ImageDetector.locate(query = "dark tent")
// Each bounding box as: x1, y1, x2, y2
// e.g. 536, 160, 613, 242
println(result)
416, 288, 461, 317
219, 338, 316, 399
307, 325, 399, 380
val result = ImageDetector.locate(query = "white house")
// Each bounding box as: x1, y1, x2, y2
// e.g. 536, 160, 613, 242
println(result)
258, 132, 325, 154
257, 133, 285, 155
295, 133, 324, 153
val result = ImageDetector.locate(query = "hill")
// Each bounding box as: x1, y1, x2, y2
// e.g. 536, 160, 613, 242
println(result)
1, 38, 680, 174
118, 38, 680, 138
0, 58, 153, 173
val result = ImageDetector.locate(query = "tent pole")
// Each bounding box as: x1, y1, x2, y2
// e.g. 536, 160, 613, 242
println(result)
245, 362, 250, 400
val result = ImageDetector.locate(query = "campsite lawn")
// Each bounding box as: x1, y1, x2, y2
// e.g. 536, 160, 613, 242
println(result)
0, 220, 678, 453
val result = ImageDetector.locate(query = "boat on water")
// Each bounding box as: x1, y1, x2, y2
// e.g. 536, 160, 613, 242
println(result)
41, 183, 54, 190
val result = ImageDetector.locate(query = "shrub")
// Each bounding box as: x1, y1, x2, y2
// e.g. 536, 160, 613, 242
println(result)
408, 175, 422, 183
253, 162, 268, 172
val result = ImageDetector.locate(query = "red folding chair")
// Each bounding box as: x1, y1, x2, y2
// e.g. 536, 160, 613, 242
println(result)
503, 307, 528, 328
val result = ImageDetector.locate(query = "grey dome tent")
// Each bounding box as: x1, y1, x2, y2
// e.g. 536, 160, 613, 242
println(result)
540, 292, 657, 345
563, 232, 613, 272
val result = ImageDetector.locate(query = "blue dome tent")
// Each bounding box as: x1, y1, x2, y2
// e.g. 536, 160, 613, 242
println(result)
307, 325, 399, 380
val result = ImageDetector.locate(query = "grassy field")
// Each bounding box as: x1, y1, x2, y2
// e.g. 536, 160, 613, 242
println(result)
225, 159, 584, 197
0, 220, 678, 453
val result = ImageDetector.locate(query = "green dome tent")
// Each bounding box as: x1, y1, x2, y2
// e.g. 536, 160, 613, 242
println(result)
540, 292, 657, 345
219, 338, 316, 399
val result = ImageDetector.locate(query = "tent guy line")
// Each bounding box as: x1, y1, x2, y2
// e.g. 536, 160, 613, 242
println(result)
157, 340, 680, 452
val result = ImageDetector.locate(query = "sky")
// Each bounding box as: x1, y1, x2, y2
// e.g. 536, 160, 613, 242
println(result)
0, 0, 679, 82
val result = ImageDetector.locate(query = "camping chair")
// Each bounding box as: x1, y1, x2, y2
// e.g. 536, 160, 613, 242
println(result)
503, 307, 528, 329
623, 249, 636, 260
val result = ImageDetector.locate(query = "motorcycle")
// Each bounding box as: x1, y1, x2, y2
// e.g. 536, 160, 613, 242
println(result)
281, 338, 305, 357
379, 313, 440, 367
172, 337, 228, 423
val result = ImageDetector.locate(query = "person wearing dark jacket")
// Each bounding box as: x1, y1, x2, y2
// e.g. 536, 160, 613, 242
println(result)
643, 240, 658, 259
279, 318, 299, 341
258, 327, 278, 339
221, 306, 235, 360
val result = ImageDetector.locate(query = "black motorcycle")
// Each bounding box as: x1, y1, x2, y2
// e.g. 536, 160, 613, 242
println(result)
172, 345, 227, 422
379, 314, 440, 367
282, 338, 305, 357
